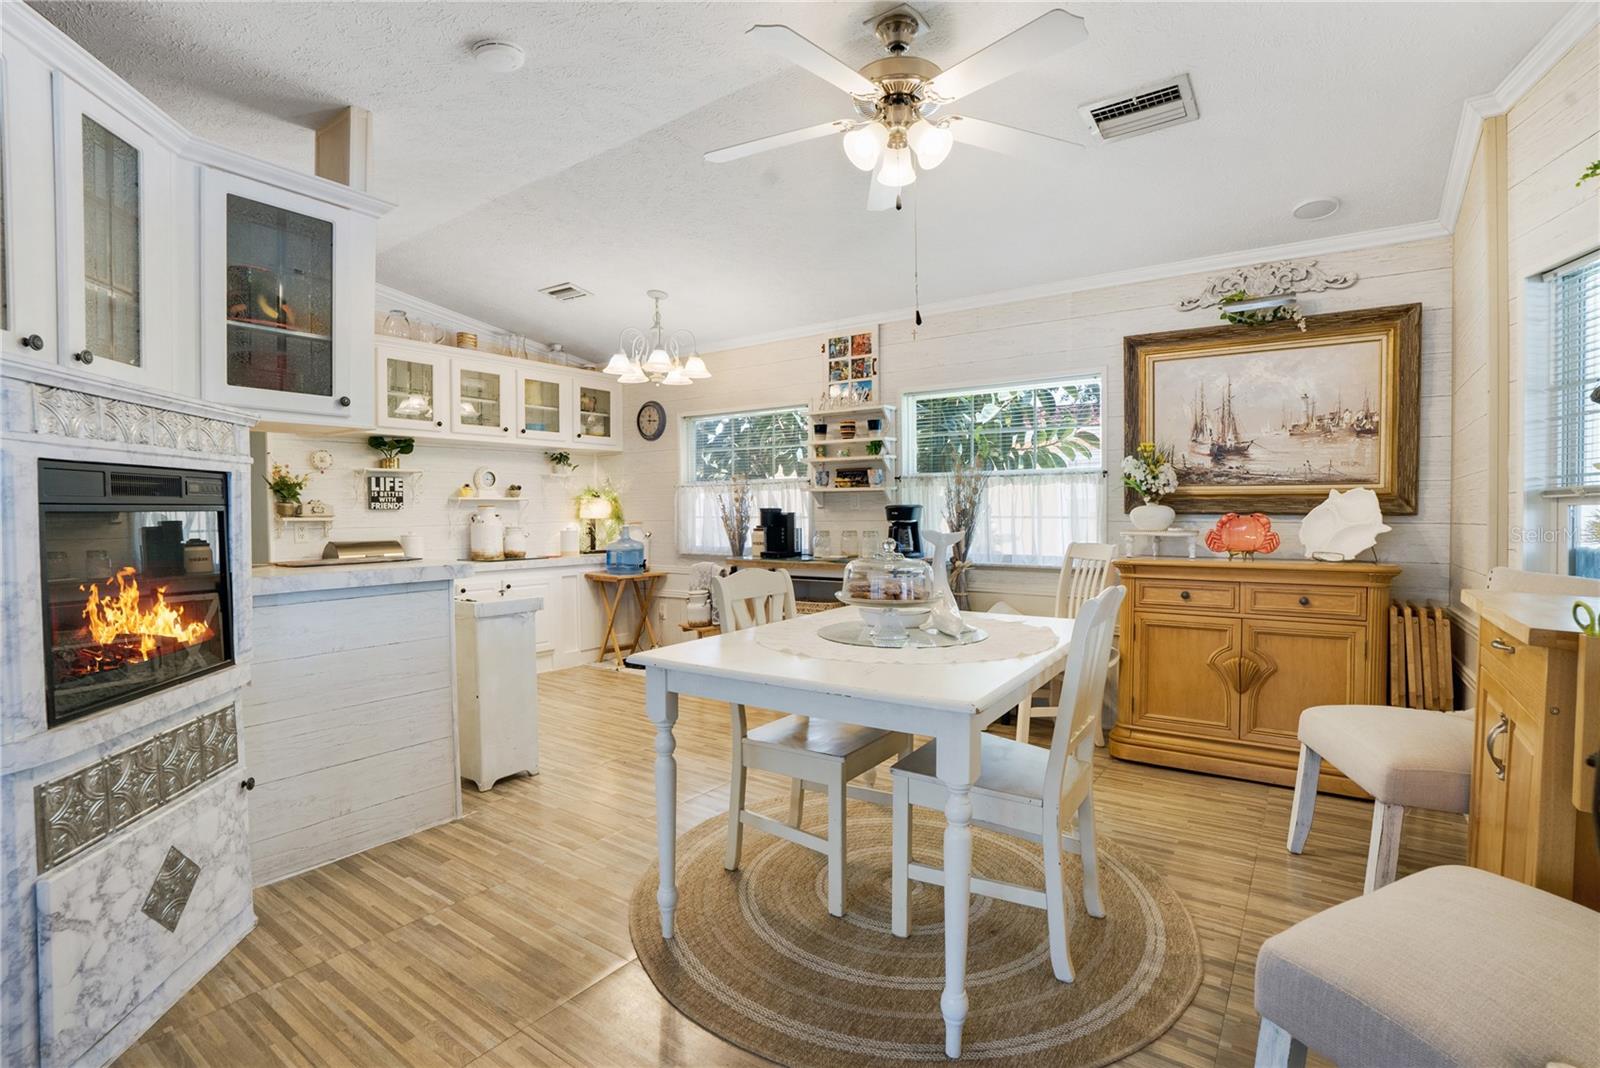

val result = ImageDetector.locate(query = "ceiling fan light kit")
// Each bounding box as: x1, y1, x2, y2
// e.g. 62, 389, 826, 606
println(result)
605, 290, 710, 388
705, 8, 1090, 210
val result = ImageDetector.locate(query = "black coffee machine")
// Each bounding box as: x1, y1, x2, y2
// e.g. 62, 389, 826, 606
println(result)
759, 508, 801, 559
886, 504, 923, 558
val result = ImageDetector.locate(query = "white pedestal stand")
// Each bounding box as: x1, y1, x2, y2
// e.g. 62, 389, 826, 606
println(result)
455, 594, 543, 791
1120, 527, 1199, 558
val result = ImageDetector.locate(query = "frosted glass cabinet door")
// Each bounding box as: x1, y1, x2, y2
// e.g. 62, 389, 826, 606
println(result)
53, 75, 175, 388
573, 379, 617, 445
376, 346, 448, 432
516, 368, 569, 443
451, 358, 513, 438
223, 193, 335, 397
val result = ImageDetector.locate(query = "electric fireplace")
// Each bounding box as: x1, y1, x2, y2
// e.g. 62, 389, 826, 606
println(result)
39, 459, 234, 726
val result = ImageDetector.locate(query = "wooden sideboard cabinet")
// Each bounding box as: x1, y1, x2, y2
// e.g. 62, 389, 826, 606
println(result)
1460, 589, 1600, 908
1109, 558, 1401, 796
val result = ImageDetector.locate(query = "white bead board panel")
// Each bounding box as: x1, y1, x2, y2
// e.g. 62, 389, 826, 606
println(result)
34, 772, 253, 1068
244, 582, 459, 885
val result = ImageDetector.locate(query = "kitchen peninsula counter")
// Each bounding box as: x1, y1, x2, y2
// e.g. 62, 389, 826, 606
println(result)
250, 552, 605, 595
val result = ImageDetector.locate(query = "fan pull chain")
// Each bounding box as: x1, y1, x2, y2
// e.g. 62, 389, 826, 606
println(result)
912, 191, 923, 333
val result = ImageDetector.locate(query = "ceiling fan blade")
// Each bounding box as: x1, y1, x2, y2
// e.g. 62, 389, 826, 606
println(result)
704, 120, 848, 163
926, 9, 1088, 101
946, 116, 1084, 162
867, 177, 899, 212
746, 25, 876, 96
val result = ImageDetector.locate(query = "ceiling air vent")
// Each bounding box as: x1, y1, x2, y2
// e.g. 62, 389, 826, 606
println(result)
1078, 74, 1198, 142
539, 282, 591, 302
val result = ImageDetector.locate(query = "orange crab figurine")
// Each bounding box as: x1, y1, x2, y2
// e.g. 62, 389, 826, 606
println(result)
1205, 513, 1280, 560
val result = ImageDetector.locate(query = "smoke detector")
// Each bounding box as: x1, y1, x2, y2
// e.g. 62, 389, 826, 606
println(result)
1078, 74, 1199, 141
471, 40, 526, 73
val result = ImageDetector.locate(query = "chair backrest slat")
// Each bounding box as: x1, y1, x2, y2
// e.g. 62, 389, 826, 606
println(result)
712, 569, 797, 633
1043, 584, 1125, 808
1056, 542, 1116, 619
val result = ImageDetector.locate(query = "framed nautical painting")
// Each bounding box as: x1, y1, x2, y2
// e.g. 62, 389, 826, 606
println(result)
1123, 304, 1420, 514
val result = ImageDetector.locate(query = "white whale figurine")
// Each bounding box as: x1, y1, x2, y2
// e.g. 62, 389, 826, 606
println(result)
1298, 487, 1391, 561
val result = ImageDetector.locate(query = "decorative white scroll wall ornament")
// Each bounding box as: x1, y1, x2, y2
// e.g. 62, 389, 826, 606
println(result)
1175, 259, 1358, 312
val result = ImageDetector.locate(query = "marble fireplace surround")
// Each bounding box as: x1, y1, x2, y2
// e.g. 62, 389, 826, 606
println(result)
0, 359, 258, 1068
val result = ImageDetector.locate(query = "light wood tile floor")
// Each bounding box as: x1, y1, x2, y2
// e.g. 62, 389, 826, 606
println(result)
119, 666, 1466, 1067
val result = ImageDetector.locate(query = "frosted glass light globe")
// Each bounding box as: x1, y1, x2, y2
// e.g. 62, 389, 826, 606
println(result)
842, 123, 890, 171
875, 146, 917, 188
906, 120, 953, 169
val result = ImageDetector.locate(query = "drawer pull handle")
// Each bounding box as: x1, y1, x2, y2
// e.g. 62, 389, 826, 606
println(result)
1485, 714, 1509, 781
1489, 638, 1515, 654
1298, 596, 1310, 606
240, 776, 256, 792
1180, 590, 1191, 601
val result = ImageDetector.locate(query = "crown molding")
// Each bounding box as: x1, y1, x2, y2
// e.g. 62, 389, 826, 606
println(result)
696, 218, 1448, 355
1435, 2, 1598, 230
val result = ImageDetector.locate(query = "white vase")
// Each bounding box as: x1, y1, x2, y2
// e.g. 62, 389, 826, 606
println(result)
1130, 503, 1174, 531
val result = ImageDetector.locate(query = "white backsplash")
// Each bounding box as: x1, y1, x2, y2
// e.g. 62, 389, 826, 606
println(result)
260, 432, 618, 562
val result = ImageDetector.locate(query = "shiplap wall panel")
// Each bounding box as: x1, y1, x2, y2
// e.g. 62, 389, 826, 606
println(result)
616, 236, 1455, 608
245, 585, 459, 885
1504, 28, 1600, 565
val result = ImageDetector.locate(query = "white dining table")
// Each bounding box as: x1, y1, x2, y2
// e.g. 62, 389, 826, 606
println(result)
630, 609, 1075, 1059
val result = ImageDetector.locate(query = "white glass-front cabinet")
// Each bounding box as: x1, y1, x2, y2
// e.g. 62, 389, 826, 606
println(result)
52, 74, 177, 389
451, 356, 515, 438
573, 378, 617, 446
0, 51, 62, 364
515, 366, 569, 444
199, 168, 374, 422
375, 342, 450, 433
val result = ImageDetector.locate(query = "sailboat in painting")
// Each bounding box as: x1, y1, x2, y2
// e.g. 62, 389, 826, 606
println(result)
1207, 378, 1254, 460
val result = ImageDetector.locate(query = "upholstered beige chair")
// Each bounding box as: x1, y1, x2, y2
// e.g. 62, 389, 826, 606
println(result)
1254, 865, 1599, 1067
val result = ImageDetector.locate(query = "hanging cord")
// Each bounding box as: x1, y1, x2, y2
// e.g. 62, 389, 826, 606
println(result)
912, 190, 923, 334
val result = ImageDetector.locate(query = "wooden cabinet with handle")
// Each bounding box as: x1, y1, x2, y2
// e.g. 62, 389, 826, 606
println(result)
1110, 558, 1399, 796
1461, 590, 1600, 907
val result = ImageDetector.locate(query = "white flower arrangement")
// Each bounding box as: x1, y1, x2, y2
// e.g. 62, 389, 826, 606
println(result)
1122, 442, 1178, 504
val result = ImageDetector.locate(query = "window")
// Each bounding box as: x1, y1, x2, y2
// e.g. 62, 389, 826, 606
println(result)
677, 406, 811, 555
902, 376, 1103, 565
1541, 252, 1600, 577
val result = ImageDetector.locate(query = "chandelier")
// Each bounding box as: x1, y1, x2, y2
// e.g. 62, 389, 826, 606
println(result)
601, 290, 710, 386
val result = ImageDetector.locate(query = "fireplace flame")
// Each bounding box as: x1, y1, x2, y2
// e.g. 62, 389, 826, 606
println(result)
81, 567, 213, 661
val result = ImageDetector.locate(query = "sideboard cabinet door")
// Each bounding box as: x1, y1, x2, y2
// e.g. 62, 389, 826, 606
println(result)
1128, 613, 1241, 739
1239, 619, 1368, 748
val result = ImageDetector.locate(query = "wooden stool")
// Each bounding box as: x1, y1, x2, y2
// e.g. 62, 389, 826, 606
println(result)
584, 570, 666, 666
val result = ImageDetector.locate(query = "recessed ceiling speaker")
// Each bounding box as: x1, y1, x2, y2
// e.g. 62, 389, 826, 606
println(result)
471, 40, 526, 73
1292, 196, 1341, 221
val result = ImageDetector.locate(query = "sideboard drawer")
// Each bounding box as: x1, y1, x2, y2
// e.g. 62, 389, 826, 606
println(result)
1137, 580, 1237, 613
1477, 620, 1548, 698
1244, 583, 1366, 620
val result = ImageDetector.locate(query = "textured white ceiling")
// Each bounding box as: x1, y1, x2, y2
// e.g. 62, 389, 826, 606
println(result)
35, 1, 1571, 357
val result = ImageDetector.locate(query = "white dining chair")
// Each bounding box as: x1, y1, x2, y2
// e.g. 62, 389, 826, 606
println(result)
713, 568, 912, 917
1015, 542, 1119, 746
890, 584, 1125, 982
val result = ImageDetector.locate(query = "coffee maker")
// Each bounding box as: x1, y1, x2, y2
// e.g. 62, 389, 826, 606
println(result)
759, 507, 801, 559
886, 504, 923, 558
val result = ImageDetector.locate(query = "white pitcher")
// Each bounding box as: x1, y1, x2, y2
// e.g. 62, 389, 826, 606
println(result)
469, 504, 505, 561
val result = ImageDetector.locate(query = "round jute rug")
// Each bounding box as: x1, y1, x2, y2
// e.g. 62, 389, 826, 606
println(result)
630, 797, 1201, 1067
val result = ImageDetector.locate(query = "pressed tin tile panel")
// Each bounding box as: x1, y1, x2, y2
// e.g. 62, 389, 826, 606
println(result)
34, 706, 237, 873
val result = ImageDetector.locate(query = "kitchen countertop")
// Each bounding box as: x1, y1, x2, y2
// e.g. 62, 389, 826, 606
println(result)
252, 552, 607, 595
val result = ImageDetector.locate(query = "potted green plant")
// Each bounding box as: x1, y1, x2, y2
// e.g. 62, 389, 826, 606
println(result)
866, 440, 884, 456
1218, 290, 1306, 331
574, 482, 624, 551
264, 462, 311, 517
545, 449, 578, 475
367, 435, 415, 470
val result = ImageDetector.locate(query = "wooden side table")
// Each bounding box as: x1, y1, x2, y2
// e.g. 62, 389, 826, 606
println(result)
679, 621, 721, 640
585, 570, 667, 666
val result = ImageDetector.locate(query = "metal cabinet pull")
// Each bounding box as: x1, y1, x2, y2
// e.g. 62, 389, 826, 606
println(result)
1489, 638, 1515, 654
240, 776, 256, 791
1298, 596, 1311, 606
338, 396, 351, 407
1485, 714, 1509, 781
1179, 590, 1191, 601
22, 334, 44, 350
73, 349, 94, 364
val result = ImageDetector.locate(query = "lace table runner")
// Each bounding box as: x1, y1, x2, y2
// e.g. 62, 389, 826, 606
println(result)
752, 612, 1061, 664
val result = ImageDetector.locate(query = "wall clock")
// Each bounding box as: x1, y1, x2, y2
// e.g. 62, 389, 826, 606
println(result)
636, 400, 666, 441
472, 466, 499, 494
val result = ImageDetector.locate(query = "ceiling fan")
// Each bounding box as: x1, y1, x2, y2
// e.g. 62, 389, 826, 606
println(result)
704, 6, 1088, 210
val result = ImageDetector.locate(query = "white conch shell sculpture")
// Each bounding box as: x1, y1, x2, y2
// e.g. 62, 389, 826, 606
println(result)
1298, 487, 1391, 561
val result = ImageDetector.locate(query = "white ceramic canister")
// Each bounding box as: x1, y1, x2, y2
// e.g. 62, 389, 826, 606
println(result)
684, 589, 712, 627
559, 525, 581, 556
183, 538, 215, 574
469, 504, 506, 561
503, 526, 529, 559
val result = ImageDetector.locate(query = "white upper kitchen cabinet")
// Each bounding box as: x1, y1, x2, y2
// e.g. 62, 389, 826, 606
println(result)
515, 364, 571, 445
198, 164, 389, 426
450, 353, 516, 439
375, 339, 451, 434
0, 46, 60, 365
572, 375, 619, 447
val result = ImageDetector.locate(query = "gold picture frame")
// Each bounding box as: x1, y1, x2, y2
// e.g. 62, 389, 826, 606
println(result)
1124, 304, 1420, 515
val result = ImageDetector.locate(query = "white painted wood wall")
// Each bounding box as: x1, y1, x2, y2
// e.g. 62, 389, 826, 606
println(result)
615, 237, 1456, 613
244, 582, 460, 884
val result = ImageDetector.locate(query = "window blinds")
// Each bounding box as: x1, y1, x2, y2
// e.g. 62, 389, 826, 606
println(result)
1549, 254, 1600, 495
